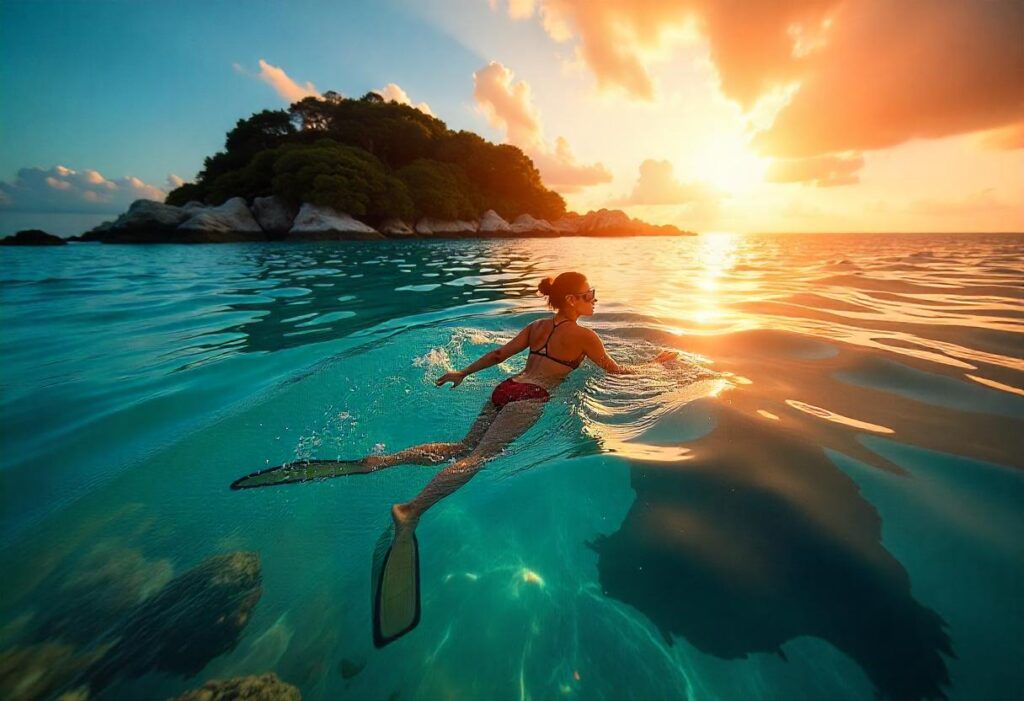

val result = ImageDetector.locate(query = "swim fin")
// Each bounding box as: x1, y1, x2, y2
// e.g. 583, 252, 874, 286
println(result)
371, 524, 421, 648
230, 460, 371, 490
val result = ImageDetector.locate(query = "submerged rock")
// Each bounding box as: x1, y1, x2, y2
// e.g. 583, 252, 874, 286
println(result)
337, 658, 365, 680
35, 543, 173, 645
251, 196, 297, 235
178, 197, 264, 237
0, 229, 66, 246
477, 210, 511, 235
414, 218, 478, 236
169, 673, 300, 701
84, 552, 263, 691
0, 641, 99, 701
289, 204, 384, 240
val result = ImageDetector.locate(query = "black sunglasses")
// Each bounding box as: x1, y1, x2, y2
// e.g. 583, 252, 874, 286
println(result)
570, 288, 597, 303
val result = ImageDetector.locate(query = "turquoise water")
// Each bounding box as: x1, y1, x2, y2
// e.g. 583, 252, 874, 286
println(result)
1, 234, 1021, 700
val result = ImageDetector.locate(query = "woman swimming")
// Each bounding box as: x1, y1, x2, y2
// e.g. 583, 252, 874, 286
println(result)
232, 271, 677, 645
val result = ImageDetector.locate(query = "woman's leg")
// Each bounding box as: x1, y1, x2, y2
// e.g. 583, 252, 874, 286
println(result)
358, 401, 498, 470
392, 399, 546, 532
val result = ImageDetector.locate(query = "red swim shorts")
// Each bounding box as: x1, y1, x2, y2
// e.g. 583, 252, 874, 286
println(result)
490, 378, 550, 409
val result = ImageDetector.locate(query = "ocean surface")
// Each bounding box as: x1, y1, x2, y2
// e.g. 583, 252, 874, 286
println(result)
0, 233, 1021, 701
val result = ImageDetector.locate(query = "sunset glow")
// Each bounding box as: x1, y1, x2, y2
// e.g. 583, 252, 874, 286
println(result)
1, 0, 1021, 235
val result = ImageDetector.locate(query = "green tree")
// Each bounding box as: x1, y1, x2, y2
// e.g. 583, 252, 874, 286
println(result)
167, 93, 567, 222
397, 159, 480, 220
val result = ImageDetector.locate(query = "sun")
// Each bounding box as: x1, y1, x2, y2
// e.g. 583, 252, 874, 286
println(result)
692, 132, 769, 194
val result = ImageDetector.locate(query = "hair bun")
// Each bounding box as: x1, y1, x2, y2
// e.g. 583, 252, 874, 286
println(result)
538, 276, 554, 295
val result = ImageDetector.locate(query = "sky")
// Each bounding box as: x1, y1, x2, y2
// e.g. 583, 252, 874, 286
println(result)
1, 0, 1021, 235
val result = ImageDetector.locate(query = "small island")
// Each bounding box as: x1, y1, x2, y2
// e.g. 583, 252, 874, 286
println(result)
0, 229, 67, 246
70, 92, 694, 244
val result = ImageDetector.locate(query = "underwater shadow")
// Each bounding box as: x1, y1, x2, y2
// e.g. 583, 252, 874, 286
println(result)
592, 404, 955, 701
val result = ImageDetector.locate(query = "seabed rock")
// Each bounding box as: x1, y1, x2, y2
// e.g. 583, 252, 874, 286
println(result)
289, 204, 384, 240
36, 543, 174, 646
169, 672, 301, 701
83, 552, 263, 692
0, 641, 98, 701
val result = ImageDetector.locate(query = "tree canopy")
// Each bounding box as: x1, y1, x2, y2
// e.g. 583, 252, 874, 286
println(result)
166, 95, 566, 222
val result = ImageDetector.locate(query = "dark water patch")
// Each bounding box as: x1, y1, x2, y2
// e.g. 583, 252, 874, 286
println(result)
814, 274, 1021, 299
836, 357, 1024, 419
682, 332, 1024, 471
778, 292, 880, 314
592, 404, 954, 701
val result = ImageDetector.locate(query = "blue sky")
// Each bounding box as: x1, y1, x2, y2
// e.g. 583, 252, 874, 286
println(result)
1, 0, 496, 186
2, 0, 1021, 235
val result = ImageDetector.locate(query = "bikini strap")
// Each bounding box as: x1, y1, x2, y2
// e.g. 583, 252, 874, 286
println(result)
536, 318, 570, 354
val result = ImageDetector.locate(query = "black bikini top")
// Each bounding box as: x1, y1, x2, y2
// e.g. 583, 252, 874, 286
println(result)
529, 319, 584, 369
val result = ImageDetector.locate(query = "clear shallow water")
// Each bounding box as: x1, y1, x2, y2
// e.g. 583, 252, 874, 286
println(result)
0, 234, 1021, 700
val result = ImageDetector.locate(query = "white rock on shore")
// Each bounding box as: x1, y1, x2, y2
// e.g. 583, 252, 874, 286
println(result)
478, 210, 512, 234
112, 200, 191, 231
379, 218, 415, 236
289, 203, 384, 239
251, 196, 296, 234
511, 214, 558, 235
574, 209, 632, 233
178, 197, 262, 233
415, 218, 479, 235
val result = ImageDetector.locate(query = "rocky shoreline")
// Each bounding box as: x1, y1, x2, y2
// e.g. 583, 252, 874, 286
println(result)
1, 197, 695, 245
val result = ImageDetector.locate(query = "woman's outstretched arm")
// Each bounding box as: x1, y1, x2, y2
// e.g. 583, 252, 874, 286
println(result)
581, 327, 677, 375
436, 323, 534, 388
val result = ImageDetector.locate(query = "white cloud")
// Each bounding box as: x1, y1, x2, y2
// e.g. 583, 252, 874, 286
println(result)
374, 83, 435, 116
472, 61, 611, 192
0, 165, 170, 213
614, 159, 719, 205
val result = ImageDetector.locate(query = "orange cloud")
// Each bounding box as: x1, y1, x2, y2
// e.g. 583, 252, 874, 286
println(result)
492, 0, 537, 20
234, 59, 321, 103
614, 159, 718, 205
473, 62, 544, 149
374, 83, 435, 117
473, 61, 611, 191
765, 154, 864, 187
909, 188, 1020, 219
754, 1, 1024, 158
977, 122, 1024, 151
512, 1, 1024, 157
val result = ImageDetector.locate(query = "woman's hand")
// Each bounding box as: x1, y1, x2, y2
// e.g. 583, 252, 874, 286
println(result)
435, 370, 467, 388
652, 350, 678, 364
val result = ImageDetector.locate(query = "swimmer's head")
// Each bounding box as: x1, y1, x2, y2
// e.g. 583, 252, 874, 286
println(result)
538, 272, 597, 315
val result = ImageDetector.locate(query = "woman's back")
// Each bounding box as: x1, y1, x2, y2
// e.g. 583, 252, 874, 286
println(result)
520, 318, 587, 381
